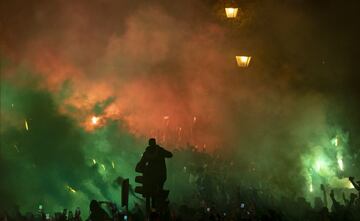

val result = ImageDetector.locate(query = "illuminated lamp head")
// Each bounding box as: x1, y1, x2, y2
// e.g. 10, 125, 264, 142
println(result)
149, 138, 157, 146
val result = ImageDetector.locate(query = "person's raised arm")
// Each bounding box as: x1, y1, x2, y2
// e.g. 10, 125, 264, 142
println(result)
159, 147, 173, 158
330, 189, 340, 211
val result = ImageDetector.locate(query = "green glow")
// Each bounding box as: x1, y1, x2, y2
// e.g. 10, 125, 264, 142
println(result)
337, 156, 344, 171
331, 137, 338, 147
313, 157, 330, 175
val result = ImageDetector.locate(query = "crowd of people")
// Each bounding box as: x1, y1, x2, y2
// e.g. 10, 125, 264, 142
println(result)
1, 144, 360, 221
1, 184, 360, 221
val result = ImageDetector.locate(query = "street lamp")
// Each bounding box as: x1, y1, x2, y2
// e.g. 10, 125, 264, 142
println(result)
225, 8, 238, 18
236, 56, 251, 67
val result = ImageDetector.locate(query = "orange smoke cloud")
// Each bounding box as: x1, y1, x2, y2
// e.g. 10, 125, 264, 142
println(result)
0, 1, 292, 150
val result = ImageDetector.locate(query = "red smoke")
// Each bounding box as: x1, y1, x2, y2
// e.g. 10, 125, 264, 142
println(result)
0, 1, 272, 150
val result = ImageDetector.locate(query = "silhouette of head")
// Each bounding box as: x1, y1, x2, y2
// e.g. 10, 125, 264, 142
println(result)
149, 138, 156, 146
90, 200, 100, 212
75, 207, 81, 216
68, 211, 73, 219
149, 211, 160, 221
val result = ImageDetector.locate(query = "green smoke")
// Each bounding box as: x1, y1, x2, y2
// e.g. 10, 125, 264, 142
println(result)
0, 68, 144, 215
301, 129, 354, 203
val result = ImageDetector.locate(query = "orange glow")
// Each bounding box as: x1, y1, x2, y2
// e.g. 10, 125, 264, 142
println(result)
82, 115, 107, 131
91, 116, 99, 125
1, 10, 234, 151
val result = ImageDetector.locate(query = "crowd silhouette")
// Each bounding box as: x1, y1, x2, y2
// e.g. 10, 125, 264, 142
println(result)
1, 142, 360, 221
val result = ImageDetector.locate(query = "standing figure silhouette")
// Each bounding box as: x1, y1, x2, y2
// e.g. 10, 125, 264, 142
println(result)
136, 138, 173, 213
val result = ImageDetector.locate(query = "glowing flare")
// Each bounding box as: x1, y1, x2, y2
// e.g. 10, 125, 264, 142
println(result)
112, 161, 115, 169
236, 56, 252, 67
331, 137, 339, 147
66, 185, 76, 193
25, 120, 29, 131
315, 160, 322, 172
91, 116, 99, 125
309, 183, 313, 192
337, 157, 344, 171
225, 8, 238, 18
101, 164, 106, 170
314, 158, 328, 173
92, 159, 97, 164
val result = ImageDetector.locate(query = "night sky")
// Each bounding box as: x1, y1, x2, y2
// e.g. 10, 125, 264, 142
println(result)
1, 0, 360, 214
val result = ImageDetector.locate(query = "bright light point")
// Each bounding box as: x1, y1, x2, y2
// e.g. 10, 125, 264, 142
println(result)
24, 120, 29, 131
236, 56, 252, 67
309, 183, 313, 192
112, 161, 115, 169
337, 158, 344, 171
314, 158, 327, 173
66, 185, 76, 193
225, 8, 238, 18
240, 57, 248, 62
315, 161, 321, 172
92, 159, 96, 164
91, 116, 99, 125
331, 137, 339, 147
163, 116, 169, 120
101, 164, 106, 170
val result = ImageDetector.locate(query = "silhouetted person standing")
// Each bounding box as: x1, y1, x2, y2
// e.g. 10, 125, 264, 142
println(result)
137, 138, 172, 193
136, 138, 172, 214
74, 207, 82, 221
